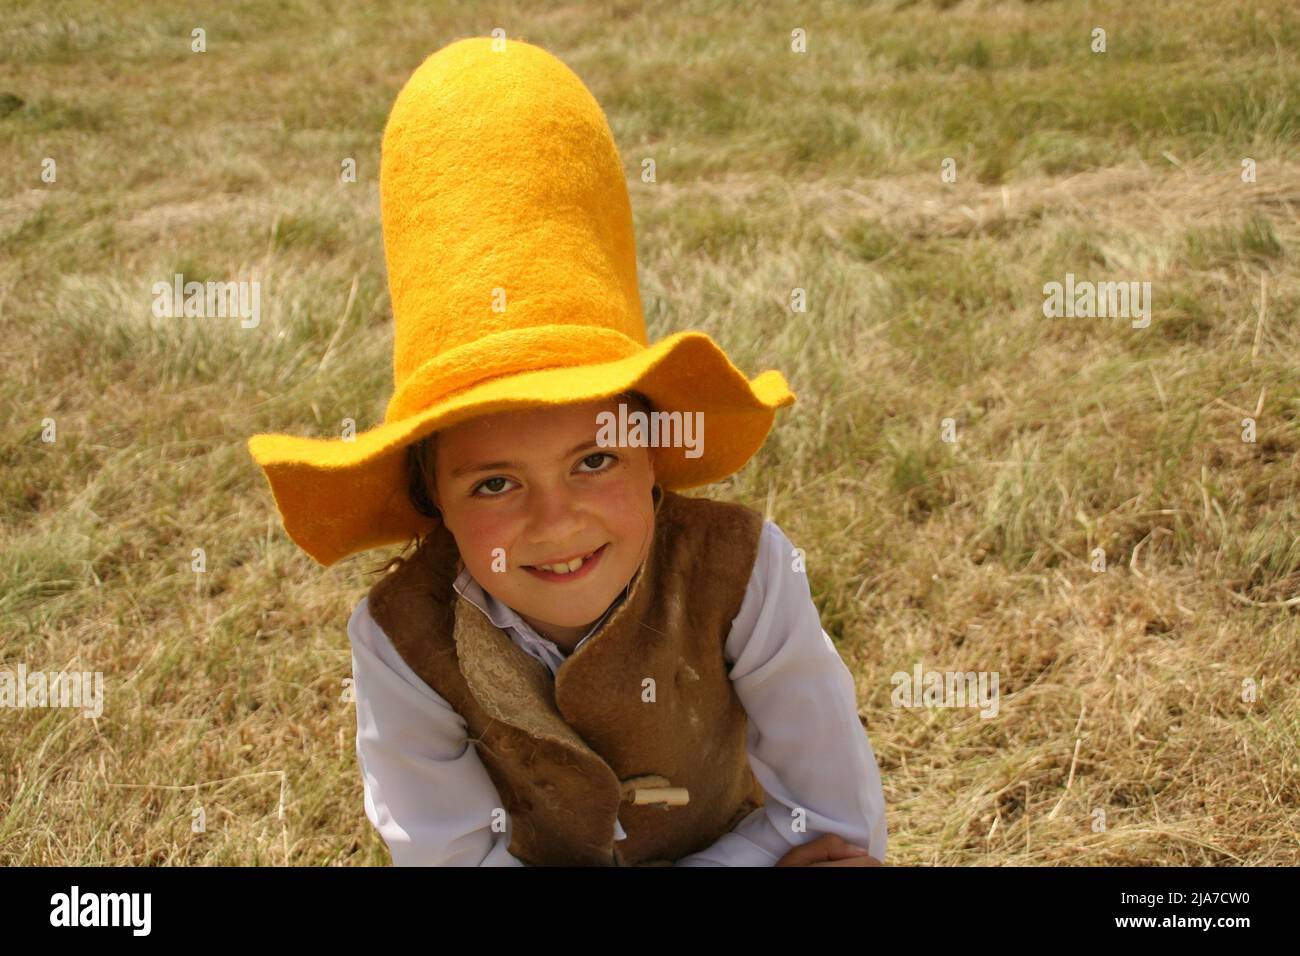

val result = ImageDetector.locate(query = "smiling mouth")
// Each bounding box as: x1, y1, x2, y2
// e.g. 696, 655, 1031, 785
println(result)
522, 543, 608, 578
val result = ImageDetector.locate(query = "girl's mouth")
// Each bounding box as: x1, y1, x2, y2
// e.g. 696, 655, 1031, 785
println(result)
523, 543, 608, 583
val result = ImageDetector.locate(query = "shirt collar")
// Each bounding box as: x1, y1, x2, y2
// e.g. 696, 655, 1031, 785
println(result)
452, 562, 641, 657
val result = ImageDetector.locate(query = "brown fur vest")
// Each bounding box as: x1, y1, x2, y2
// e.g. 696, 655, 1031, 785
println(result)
366, 486, 767, 865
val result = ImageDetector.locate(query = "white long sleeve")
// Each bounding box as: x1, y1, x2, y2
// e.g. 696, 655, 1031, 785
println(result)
348, 598, 525, 865
347, 518, 887, 866
673, 520, 888, 865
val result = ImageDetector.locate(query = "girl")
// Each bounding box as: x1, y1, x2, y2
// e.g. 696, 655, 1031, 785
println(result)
247, 36, 885, 867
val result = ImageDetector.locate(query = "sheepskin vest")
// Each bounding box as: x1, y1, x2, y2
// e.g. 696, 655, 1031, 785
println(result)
366, 486, 767, 866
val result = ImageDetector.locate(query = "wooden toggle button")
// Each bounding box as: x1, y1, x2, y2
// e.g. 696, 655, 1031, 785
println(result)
620, 774, 690, 808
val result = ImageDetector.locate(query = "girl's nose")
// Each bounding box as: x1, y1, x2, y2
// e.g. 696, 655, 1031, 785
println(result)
525, 488, 585, 540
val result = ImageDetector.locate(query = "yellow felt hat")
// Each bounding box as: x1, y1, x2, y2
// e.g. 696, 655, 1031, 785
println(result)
246, 35, 795, 567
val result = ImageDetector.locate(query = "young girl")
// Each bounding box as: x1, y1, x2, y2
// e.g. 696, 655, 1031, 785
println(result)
247, 35, 885, 867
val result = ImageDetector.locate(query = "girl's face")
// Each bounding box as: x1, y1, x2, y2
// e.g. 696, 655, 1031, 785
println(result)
430, 397, 657, 650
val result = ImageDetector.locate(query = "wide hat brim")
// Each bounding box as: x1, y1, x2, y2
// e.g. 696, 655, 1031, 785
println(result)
247, 330, 795, 567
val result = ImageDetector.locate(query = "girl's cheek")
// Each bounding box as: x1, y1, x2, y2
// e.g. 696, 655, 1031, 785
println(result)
454, 511, 508, 559
607, 481, 649, 526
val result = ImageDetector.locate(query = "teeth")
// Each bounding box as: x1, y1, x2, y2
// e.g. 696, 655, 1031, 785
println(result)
536, 549, 596, 574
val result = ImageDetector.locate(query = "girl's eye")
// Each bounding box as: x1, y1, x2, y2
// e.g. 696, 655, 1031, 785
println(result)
472, 476, 515, 497
470, 453, 617, 498
579, 452, 617, 472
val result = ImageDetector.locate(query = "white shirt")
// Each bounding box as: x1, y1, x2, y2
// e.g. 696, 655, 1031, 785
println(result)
347, 518, 887, 866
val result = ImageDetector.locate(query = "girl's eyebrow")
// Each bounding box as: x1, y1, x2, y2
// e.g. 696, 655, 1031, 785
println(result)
450, 439, 604, 478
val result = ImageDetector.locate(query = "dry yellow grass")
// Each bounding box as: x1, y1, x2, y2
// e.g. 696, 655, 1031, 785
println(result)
1, 0, 1297, 864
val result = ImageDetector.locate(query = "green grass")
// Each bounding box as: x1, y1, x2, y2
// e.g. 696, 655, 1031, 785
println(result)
1, 0, 1297, 866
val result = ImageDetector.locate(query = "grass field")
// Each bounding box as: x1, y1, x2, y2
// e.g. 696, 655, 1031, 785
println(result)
1, 0, 1297, 865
